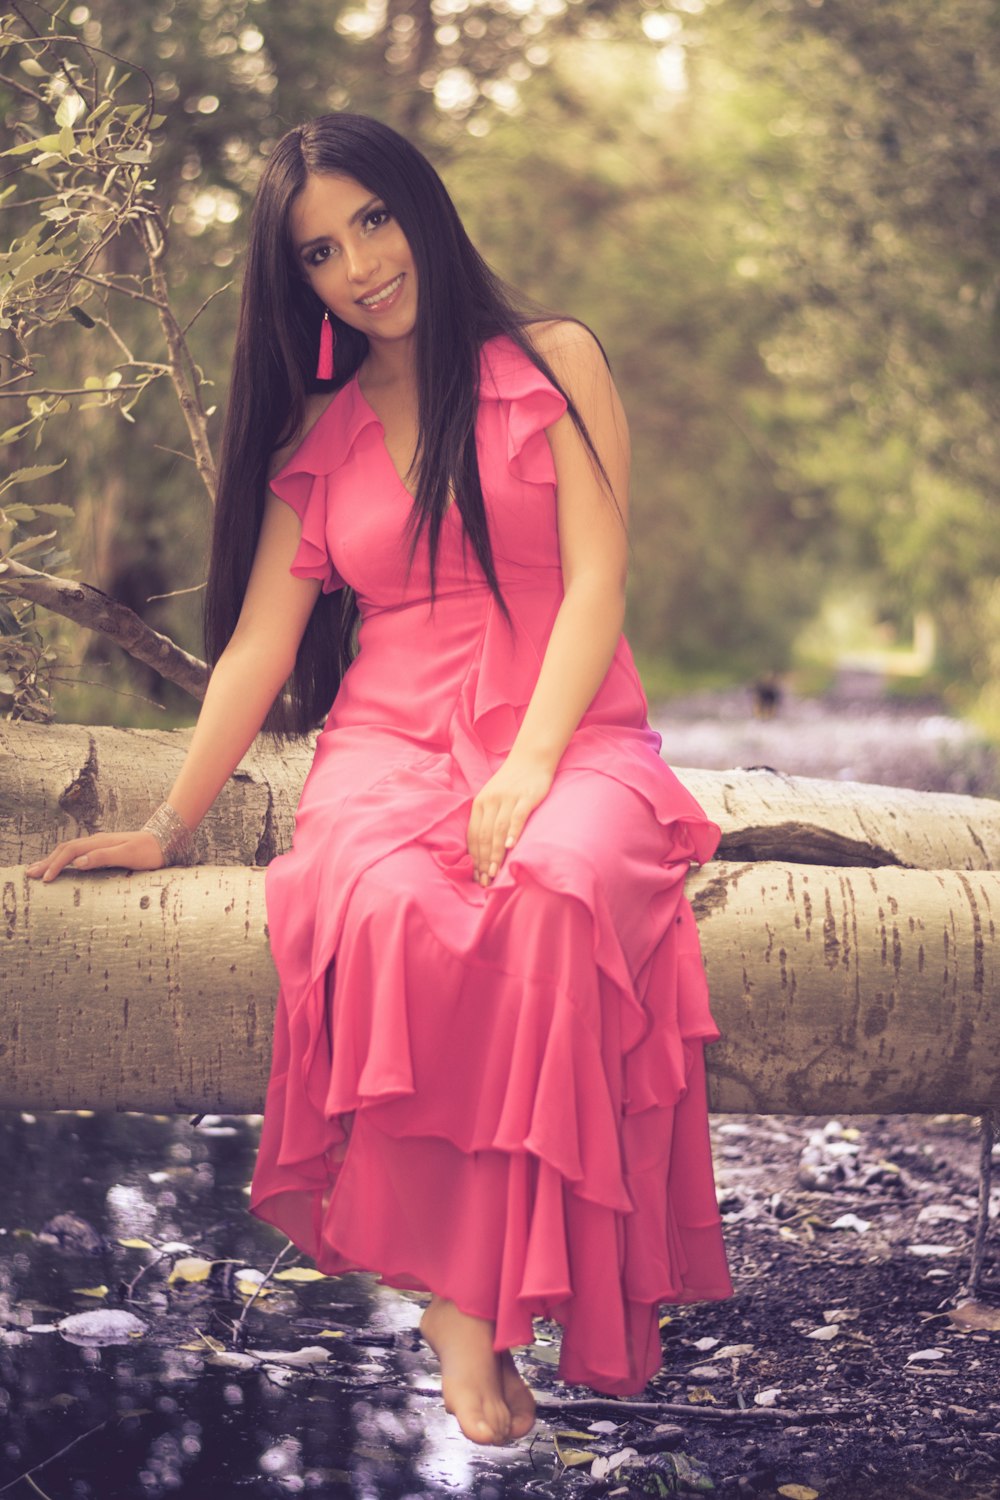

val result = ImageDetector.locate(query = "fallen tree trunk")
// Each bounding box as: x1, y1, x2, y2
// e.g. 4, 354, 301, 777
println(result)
2, 857, 997, 1115
1, 721, 998, 1115
3, 720, 999, 869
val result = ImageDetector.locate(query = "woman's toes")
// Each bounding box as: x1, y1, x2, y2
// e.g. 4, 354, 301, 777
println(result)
448, 1392, 510, 1446
497, 1349, 536, 1438
484, 1396, 512, 1444
421, 1297, 514, 1445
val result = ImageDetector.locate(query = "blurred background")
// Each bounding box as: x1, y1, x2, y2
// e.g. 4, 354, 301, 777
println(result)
2, 0, 999, 781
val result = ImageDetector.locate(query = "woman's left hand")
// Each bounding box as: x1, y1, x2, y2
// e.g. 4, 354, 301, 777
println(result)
468, 754, 555, 885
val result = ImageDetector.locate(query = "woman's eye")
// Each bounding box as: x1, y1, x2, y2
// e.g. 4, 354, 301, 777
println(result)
365, 208, 390, 231
308, 246, 333, 266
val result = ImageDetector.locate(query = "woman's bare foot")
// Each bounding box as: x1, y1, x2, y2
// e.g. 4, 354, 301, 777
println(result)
497, 1348, 536, 1438
419, 1296, 513, 1445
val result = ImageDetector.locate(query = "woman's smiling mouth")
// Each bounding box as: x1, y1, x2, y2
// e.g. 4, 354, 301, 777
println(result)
357, 272, 405, 311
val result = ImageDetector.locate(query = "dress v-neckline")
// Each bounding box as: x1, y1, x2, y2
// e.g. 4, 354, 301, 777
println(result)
352, 371, 457, 516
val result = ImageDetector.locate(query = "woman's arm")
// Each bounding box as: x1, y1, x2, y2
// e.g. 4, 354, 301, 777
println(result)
466, 319, 631, 884
131, 389, 342, 833
508, 319, 630, 772
27, 404, 334, 881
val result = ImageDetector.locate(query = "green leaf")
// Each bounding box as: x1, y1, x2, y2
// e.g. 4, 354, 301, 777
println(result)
2, 133, 62, 158
554, 1438, 595, 1469
83, 372, 121, 391
0, 462, 67, 495
5, 253, 68, 292
4, 530, 57, 558
18, 58, 46, 78
31, 504, 75, 518
56, 93, 86, 129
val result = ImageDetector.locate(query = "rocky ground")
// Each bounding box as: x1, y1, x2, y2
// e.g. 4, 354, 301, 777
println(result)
496, 1109, 1000, 1500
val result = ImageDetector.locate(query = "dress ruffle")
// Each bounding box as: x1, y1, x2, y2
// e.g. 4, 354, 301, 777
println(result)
268, 467, 346, 595
251, 331, 734, 1397
268, 334, 571, 600
477, 332, 569, 486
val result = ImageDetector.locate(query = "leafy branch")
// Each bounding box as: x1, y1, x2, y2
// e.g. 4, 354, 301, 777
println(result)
0, 4, 220, 718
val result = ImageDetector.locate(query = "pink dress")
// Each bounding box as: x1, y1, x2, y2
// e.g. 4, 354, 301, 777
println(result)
248, 332, 734, 1396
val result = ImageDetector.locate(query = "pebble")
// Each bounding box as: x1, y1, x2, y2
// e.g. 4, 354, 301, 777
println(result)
649, 1423, 684, 1445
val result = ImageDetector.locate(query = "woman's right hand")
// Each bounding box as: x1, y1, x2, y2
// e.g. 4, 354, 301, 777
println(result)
25, 830, 168, 882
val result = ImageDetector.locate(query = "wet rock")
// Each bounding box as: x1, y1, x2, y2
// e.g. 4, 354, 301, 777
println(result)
54, 1309, 148, 1345
38, 1212, 107, 1254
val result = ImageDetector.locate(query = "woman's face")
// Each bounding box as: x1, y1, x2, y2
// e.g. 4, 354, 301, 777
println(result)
289, 171, 417, 344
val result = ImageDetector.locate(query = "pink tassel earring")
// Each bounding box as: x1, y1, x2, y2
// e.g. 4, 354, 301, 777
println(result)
316, 309, 335, 380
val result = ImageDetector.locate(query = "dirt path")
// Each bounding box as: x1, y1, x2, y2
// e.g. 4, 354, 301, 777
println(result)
649, 678, 1000, 798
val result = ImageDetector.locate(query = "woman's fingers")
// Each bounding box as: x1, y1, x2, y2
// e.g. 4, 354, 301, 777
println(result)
468, 759, 553, 884
26, 837, 94, 882
483, 801, 523, 880
472, 796, 527, 884
25, 831, 164, 881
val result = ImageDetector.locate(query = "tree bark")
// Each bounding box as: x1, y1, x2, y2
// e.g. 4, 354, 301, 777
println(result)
3, 720, 998, 870
2, 859, 997, 1115
1, 720, 998, 1114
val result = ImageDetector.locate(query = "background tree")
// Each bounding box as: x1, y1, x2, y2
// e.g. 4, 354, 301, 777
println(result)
2, 0, 999, 733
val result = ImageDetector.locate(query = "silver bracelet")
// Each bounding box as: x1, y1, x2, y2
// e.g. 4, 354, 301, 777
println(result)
142, 800, 197, 867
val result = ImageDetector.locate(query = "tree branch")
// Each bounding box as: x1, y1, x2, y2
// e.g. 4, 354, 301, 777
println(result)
0, 556, 208, 700
136, 216, 218, 501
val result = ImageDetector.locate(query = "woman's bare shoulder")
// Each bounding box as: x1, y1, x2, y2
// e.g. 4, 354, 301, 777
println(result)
521, 321, 613, 410
522, 317, 604, 370
267, 389, 339, 482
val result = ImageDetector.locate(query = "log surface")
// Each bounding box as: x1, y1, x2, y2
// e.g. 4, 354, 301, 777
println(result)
3, 721, 998, 870
2, 860, 997, 1116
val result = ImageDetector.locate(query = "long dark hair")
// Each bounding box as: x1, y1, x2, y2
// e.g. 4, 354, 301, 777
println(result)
203, 112, 624, 743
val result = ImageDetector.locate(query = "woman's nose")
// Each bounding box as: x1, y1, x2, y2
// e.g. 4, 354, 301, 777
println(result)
344, 243, 379, 282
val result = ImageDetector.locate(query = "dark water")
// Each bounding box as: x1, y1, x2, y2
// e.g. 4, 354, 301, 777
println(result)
0, 1110, 565, 1498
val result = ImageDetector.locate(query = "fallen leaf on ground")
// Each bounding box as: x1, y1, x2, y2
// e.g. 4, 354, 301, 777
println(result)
167, 1257, 214, 1285
947, 1301, 1000, 1332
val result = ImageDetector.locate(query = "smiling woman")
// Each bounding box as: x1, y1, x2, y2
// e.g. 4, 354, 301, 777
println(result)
27, 111, 735, 1449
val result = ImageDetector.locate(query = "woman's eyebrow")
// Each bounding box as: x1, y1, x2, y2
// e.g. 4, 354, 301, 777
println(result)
297, 196, 382, 254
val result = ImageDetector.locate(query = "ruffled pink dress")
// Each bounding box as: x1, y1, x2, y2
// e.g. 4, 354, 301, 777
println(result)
249, 332, 734, 1396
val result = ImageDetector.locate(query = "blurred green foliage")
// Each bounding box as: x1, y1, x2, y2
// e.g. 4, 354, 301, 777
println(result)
1, 0, 998, 733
